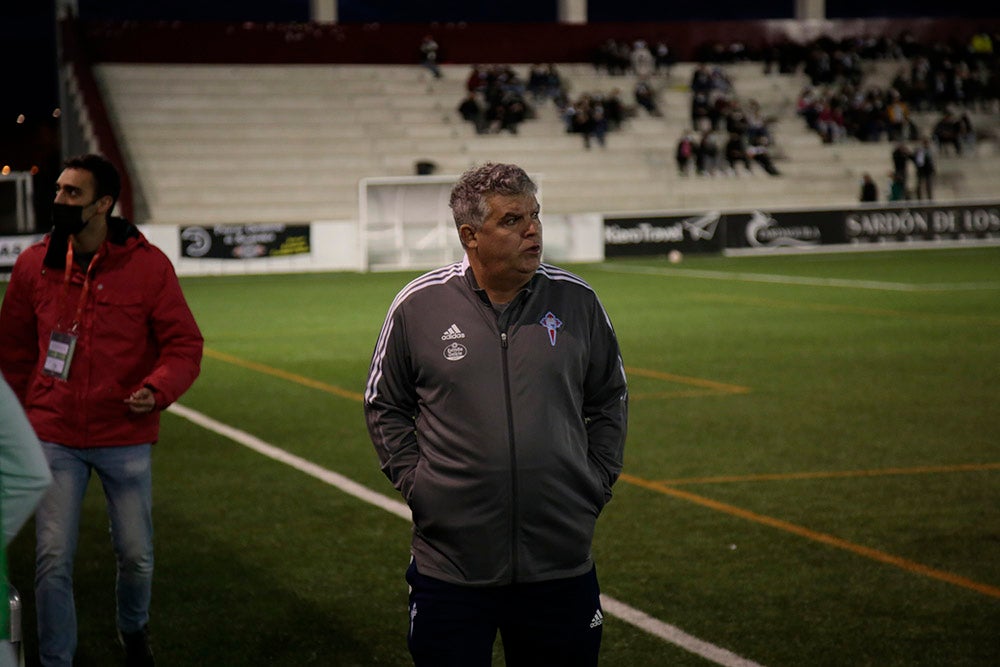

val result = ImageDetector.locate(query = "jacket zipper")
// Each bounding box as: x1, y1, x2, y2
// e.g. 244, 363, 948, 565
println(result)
500, 330, 519, 581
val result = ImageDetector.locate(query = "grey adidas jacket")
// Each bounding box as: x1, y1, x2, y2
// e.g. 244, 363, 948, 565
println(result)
364, 257, 628, 586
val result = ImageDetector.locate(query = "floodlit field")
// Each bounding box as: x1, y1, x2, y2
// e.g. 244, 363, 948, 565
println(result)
5, 246, 999, 666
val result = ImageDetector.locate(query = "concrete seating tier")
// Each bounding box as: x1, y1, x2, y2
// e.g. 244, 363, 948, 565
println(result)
94, 62, 1000, 226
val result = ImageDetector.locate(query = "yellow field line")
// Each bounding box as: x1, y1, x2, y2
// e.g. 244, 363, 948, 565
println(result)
658, 462, 1000, 485
620, 472, 1000, 600
203, 347, 364, 402
205, 348, 746, 403
631, 390, 739, 400
204, 347, 996, 598
625, 366, 751, 394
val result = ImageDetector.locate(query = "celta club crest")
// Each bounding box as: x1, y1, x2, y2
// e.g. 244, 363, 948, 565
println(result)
539, 311, 563, 346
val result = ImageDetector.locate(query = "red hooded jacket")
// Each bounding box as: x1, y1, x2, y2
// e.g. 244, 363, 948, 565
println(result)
0, 219, 203, 448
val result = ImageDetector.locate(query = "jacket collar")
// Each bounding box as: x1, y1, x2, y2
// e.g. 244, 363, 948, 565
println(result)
43, 216, 141, 269
461, 254, 538, 307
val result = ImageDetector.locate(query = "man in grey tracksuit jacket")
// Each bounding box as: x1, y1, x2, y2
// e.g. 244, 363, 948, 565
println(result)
364, 163, 627, 666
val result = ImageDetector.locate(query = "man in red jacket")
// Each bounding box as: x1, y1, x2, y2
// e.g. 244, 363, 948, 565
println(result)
0, 154, 203, 667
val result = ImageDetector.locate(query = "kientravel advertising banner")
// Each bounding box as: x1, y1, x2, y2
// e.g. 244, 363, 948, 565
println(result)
604, 211, 726, 256
180, 224, 311, 260
604, 201, 1000, 256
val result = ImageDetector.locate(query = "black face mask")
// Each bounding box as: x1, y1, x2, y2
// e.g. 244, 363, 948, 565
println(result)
51, 203, 91, 236
52, 204, 88, 236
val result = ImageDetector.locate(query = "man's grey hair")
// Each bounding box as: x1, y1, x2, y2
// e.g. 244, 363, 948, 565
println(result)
449, 162, 537, 232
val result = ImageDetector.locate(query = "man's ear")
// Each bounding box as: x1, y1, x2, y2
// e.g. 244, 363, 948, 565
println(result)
459, 224, 478, 249
95, 195, 113, 216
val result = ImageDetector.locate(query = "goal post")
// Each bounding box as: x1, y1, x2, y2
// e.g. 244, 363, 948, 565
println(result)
359, 173, 542, 272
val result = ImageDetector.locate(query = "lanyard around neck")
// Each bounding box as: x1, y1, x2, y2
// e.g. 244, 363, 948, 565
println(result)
60, 242, 101, 333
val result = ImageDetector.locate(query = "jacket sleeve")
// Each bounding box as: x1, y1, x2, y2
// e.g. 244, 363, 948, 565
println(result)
583, 294, 628, 502
1, 375, 52, 545
0, 252, 41, 402
364, 305, 421, 500
141, 252, 204, 408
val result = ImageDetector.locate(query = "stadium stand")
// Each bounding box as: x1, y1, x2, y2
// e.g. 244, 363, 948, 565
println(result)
93, 56, 998, 225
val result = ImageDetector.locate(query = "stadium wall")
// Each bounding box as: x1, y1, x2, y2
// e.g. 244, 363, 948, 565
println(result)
75, 18, 998, 65
6, 201, 995, 280
131, 212, 604, 277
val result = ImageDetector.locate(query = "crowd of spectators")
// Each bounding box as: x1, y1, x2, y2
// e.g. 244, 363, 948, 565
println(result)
678, 64, 781, 176
457, 64, 535, 134
786, 32, 996, 146
450, 30, 997, 190
780, 31, 998, 201
591, 38, 676, 77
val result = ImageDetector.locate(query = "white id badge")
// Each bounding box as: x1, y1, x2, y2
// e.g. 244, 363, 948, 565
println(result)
43, 331, 78, 380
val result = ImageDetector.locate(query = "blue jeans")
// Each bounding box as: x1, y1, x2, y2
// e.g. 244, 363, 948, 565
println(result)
35, 442, 154, 667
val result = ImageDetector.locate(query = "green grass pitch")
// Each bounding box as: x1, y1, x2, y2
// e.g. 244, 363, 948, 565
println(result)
4, 245, 999, 666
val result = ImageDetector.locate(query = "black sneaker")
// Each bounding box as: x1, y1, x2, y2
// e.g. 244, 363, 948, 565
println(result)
120, 624, 155, 667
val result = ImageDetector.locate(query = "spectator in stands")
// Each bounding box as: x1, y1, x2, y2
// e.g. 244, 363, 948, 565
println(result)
590, 106, 609, 149
957, 108, 977, 153
932, 109, 964, 155
709, 66, 734, 95
481, 66, 531, 135
654, 40, 675, 75
746, 136, 781, 176
634, 78, 662, 117
724, 101, 749, 138
567, 96, 606, 150
885, 89, 912, 142
486, 90, 528, 135
724, 132, 752, 174
675, 131, 696, 175
891, 142, 912, 199
691, 91, 713, 132
631, 40, 655, 78
859, 173, 879, 202
909, 55, 933, 111
419, 34, 442, 79
690, 64, 713, 95
696, 130, 720, 176
797, 86, 822, 133
600, 89, 627, 130
458, 92, 488, 134
912, 138, 936, 200
592, 39, 630, 75
805, 47, 834, 86
887, 171, 906, 201
525, 63, 563, 106
816, 100, 846, 144
744, 99, 773, 146
466, 65, 488, 94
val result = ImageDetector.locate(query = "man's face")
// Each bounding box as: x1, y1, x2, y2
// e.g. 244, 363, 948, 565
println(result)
465, 193, 542, 284
54, 168, 99, 208
54, 168, 111, 224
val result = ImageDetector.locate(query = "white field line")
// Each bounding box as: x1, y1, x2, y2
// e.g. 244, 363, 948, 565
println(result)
600, 263, 1000, 292
167, 403, 765, 667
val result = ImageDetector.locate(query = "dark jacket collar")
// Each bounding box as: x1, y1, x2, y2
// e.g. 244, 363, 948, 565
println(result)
43, 216, 140, 269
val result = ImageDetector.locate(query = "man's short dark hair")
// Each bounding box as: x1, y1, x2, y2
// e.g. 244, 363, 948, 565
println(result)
64, 154, 121, 209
